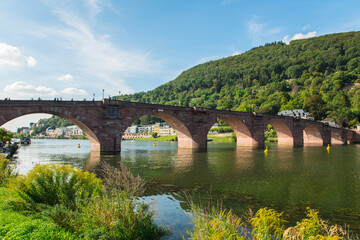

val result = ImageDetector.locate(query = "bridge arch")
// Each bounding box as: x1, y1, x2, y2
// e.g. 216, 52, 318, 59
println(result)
303, 125, 323, 145
121, 112, 195, 148
331, 130, 347, 145
0, 110, 101, 152
265, 120, 293, 145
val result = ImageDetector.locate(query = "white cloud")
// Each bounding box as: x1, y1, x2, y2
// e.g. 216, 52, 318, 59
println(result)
57, 74, 74, 81
246, 17, 283, 45
3, 81, 57, 96
61, 87, 87, 95
0, 43, 37, 67
282, 31, 317, 44
41, 4, 162, 94
232, 51, 241, 56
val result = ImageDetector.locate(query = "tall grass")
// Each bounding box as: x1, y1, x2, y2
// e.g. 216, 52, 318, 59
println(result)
187, 202, 246, 240
187, 205, 352, 240
100, 160, 146, 197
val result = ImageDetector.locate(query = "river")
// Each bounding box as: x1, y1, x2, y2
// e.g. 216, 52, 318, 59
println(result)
13, 139, 360, 239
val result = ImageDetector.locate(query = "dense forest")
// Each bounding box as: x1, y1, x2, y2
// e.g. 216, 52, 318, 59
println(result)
118, 31, 360, 128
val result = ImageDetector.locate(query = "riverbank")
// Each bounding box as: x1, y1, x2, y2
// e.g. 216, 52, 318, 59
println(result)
0, 159, 166, 239
125, 134, 277, 143
125, 133, 237, 143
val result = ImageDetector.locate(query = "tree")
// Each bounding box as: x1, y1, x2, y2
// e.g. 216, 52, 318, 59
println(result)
151, 132, 158, 138
303, 95, 327, 120
0, 128, 13, 143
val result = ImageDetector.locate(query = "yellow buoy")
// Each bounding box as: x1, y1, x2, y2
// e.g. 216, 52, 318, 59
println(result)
326, 144, 330, 152
264, 146, 268, 153
153, 143, 156, 147
78, 143, 81, 148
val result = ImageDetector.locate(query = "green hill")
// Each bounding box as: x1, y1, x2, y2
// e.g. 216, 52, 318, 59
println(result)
119, 31, 360, 127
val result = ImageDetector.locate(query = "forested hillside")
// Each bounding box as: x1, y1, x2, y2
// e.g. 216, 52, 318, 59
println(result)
119, 31, 360, 127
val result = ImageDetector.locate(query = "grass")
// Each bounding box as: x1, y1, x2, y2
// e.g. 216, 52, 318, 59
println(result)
128, 135, 176, 141
0, 158, 167, 239
0, 187, 80, 239
207, 136, 235, 143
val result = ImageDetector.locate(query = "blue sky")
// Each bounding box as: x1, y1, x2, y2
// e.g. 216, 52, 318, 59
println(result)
1, 0, 360, 130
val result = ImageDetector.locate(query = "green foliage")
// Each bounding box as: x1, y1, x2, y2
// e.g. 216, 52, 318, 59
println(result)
79, 191, 165, 239
15, 164, 103, 210
265, 124, 278, 140
188, 205, 245, 240
250, 207, 286, 240
210, 126, 234, 133
283, 208, 346, 240
4, 163, 166, 239
118, 32, 360, 128
0, 187, 80, 239
0, 158, 17, 186
231, 132, 237, 142
0, 128, 13, 143
151, 132, 158, 138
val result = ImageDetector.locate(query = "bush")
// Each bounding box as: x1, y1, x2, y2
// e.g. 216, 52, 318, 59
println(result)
0, 157, 17, 186
100, 161, 146, 197
283, 208, 346, 240
9, 163, 167, 239
15, 164, 103, 211
188, 205, 245, 240
250, 208, 286, 240
151, 132, 158, 138
79, 191, 166, 239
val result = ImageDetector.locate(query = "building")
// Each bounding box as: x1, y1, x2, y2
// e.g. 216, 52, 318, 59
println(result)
64, 125, 84, 138
19, 127, 30, 134
159, 124, 176, 136
277, 109, 314, 120
321, 118, 339, 128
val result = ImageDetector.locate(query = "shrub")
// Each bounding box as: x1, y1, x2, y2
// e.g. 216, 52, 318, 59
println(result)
250, 208, 286, 240
283, 208, 346, 240
100, 161, 146, 197
0, 157, 17, 186
15, 164, 103, 210
188, 205, 245, 240
79, 191, 166, 239
151, 132, 158, 138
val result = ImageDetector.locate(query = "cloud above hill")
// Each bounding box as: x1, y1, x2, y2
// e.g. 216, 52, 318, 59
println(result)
282, 31, 317, 44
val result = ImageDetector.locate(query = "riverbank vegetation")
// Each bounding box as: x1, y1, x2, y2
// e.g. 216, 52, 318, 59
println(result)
0, 158, 166, 239
119, 31, 360, 128
188, 204, 356, 239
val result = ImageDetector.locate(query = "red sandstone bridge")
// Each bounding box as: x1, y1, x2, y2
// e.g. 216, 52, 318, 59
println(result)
0, 99, 359, 154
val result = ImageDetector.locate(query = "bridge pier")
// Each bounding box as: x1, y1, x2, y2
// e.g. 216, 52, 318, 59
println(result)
292, 124, 304, 147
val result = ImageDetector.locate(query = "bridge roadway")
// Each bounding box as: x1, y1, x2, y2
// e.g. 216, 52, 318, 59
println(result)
0, 99, 358, 154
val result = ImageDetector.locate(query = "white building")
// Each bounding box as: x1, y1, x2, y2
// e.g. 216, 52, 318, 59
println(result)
277, 109, 314, 120
64, 125, 84, 138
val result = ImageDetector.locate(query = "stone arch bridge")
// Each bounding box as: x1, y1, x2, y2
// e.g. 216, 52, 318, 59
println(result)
1, 99, 358, 154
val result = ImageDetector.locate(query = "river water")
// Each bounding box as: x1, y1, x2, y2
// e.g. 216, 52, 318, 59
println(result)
13, 139, 360, 239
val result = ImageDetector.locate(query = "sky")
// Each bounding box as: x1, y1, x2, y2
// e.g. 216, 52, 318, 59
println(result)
1, 0, 360, 131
